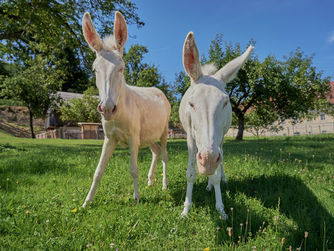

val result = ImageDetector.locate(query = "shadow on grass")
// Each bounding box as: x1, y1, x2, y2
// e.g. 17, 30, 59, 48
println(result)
224, 135, 334, 170
169, 174, 334, 249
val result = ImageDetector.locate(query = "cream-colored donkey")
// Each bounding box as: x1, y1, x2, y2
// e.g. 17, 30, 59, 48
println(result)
82, 12, 171, 208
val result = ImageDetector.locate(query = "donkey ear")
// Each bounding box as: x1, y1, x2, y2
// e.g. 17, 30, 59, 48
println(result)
214, 45, 254, 84
183, 32, 202, 81
82, 12, 103, 52
114, 11, 128, 51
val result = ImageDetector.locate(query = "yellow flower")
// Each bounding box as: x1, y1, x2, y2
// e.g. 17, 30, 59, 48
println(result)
71, 208, 77, 213
203, 248, 210, 251
25, 210, 30, 215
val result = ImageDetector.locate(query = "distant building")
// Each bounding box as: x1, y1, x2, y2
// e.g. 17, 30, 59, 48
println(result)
38, 91, 104, 139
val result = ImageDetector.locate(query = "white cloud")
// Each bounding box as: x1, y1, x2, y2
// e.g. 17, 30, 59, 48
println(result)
328, 32, 334, 43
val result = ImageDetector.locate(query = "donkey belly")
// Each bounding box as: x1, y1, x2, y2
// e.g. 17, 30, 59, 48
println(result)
139, 104, 169, 147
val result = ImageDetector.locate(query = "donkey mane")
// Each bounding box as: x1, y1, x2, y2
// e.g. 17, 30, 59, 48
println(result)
102, 35, 117, 51
201, 63, 217, 76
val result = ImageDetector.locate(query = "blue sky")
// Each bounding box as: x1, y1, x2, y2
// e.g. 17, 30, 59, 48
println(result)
124, 0, 334, 84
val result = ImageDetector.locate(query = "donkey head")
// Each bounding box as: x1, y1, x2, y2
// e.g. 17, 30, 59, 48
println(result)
82, 12, 127, 121
182, 32, 253, 175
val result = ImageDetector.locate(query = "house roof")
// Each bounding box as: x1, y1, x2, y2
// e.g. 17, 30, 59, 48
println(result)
57, 91, 84, 101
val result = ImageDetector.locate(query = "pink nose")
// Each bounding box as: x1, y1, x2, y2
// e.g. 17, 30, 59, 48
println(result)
97, 103, 117, 120
197, 151, 221, 175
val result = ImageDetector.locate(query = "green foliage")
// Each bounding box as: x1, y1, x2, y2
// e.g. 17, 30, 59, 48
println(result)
196, 34, 330, 140
0, 57, 62, 117
0, 57, 63, 137
170, 71, 191, 127
0, 0, 144, 93
245, 108, 281, 137
0, 134, 333, 249
123, 44, 173, 101
59, 87, 100, 124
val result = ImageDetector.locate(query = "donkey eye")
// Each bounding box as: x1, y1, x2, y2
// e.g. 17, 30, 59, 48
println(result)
189, 102, 195, 109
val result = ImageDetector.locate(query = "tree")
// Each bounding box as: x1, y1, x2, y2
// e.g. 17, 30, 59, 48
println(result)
205, 34, 330, 140
123, 44, 173, 100
0, 0, 144, 93
0, 57, 63, 138
245, 108, 281, 137
173, 34, 331, 140
59, 87, 100, 124
170, 71, 190, 127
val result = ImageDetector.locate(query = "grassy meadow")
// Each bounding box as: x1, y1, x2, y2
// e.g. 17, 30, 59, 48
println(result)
0, 131, 333, 250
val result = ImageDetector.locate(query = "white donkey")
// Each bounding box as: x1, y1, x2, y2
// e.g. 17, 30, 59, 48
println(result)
81, 12, 171, 208
179, 32, 253, 218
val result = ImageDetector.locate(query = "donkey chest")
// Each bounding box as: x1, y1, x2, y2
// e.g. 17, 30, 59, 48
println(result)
103, 122, 131, 146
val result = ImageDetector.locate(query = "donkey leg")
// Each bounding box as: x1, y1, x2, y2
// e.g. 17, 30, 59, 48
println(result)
220, 162, 227, 184
206, 178, 213, 191
181, 136, 197, 217
82, 137, 116, 208
129, 139, 140, 203
220, 148, 227, 184
148, 143, 160, 187
160, 127, 168, 190
209, 168, 228, 220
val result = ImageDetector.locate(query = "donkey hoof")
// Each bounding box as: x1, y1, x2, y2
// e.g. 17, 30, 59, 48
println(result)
134, 194, 140, 204
82, 200, 91, 208
162, 181, 168, 190
148, 180, 154, 187
180, 211, 188, 218
219, 209, 228, 220
206, 184, 213, 191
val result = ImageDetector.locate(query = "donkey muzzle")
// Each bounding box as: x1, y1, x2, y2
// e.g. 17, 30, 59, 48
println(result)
196, 151, 221, 175
97, 101, 117, 120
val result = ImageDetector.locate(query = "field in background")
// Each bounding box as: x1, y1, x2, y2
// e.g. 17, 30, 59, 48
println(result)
0, 132, 333, 250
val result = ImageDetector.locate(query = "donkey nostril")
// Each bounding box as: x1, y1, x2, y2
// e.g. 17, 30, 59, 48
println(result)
97, 105, 103, 113
217, 153, 221, 163
198, 152, 202, 160
112, 105, 117, 114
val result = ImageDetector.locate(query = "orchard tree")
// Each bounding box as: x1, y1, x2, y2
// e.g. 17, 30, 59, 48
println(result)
170, 71, 190, 127
174, 34, 331, 140
0, 57, 63, 138
124, 44, 173, 100
0, 0, 144, 93
245, 108, 281, 137
204, 34, 330, 140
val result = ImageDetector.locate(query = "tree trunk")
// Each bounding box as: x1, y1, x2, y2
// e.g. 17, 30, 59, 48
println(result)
29, 109, 35, 138
236, 115, 245, 141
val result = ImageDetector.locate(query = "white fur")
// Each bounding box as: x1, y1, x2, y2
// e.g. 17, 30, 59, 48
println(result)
179, 32, 253, 218
201, 63, 217, 75
82, 12, 171, 208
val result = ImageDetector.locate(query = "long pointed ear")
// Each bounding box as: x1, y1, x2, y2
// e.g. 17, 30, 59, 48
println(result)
214, 45, 254, 84
114, 11, 128, 52
82, 12, 103, 52
183, 32, 202, 81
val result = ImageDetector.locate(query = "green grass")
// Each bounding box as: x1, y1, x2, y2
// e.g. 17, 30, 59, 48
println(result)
0, 133, 333, 250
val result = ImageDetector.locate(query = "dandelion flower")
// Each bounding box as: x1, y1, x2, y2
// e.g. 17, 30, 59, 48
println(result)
203, 248, 210, 251
25, 210, 30, 215
71, 208, 77, 213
